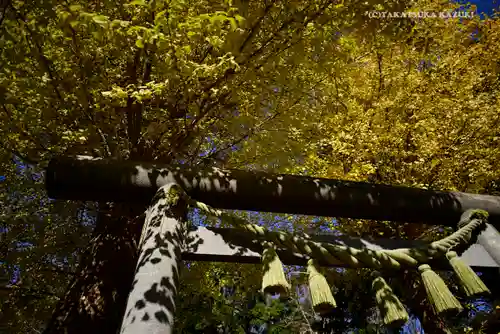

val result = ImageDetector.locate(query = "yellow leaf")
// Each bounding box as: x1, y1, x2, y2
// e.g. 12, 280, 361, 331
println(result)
136, 39, 145, 48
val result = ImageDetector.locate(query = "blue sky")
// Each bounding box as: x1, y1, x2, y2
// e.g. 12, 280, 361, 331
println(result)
458, 0, 499, 15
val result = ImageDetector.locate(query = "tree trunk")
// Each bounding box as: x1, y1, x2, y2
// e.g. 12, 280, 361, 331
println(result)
43, 202, 146, 334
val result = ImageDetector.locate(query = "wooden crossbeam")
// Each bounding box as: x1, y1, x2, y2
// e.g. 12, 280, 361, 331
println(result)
182, 227, 499, 270
46, 156, 500, 226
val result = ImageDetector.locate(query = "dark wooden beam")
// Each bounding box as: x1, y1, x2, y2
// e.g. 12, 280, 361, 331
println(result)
182, 227, 499, 270
45, 156, 500, 227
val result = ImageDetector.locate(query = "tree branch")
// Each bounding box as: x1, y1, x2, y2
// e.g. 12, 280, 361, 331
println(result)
0, 142, 39, 165
125, 50, 142, 159
11, 7, 64, 102
196, 110, 281, 167
196, 85, 310, 167
1, 285, 61, 300
0, 0, 10, 27
238, 3, 274, 54
1, 104, 57, 162
66, 25, 112, 158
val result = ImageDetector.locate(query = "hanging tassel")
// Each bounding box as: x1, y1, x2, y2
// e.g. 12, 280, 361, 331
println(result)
447, 251, 490, 297
307, 259, 336, 315
418, 264, 463, 315
371, 271, 409, 328
261, 245, 290, 296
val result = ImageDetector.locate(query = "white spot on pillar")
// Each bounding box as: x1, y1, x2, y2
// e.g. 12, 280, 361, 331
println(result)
200, 177, 211, 191
180, 175, 191, 189
229, 179, 237, 193
76, 155, 101, 161
155, 171, 175, 187
319, 185, 331, 199
214, 178, 221, 191
367, 193, 375, 204
132, 168, 153, 187
276, 184, 283, 196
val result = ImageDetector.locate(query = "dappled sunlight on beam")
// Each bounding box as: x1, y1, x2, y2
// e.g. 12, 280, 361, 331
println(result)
46, 156, 500, 227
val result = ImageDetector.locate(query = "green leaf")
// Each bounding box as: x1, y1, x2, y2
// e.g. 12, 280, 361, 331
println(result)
135, 38, 145, 48
111, 19, 131, 28
127, 0, 147, 6
234, 14, 245, 24
92, 15, 109, 25
227, 17, 237, 31
69, 5, 82, 12
155, 10, 167, 26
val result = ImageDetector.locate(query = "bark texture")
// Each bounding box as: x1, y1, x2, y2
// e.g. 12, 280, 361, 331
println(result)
43, 203, 145, 334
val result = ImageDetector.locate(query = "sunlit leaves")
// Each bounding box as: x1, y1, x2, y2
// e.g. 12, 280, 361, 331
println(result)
127, 0, 147, 6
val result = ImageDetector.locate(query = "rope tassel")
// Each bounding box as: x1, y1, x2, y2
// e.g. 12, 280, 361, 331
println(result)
447, 251, 490, 297
261, 245, 290, 296
419, 264, 463, 315
307, 259, 336, 315
372, 271, 409, 328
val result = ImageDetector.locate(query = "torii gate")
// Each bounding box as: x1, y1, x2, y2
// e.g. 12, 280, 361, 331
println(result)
45, 156, 500, 333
